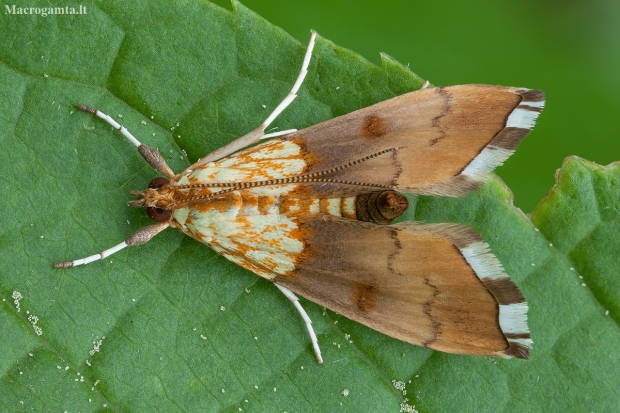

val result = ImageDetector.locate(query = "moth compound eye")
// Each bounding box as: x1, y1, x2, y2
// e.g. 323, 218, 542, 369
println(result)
148, 177, 170, 189
147, 207, 171, 222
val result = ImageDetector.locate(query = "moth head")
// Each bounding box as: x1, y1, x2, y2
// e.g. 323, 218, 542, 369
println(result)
129, 177, 174, 222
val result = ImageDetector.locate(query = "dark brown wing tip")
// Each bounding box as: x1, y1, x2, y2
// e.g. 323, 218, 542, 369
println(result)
456, 87, 545, 188
502, 340, 531, 359
489, 88, 545, 152
405, 87, 545, 198
395, 223, 532, 359
395, 223, 533, 358
482, 277, 526, 305
459, 240, 532, 358
518, 88, 545, 103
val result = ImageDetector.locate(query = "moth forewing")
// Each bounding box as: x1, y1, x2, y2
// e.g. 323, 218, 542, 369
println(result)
55, 30, 543, 362
276, 85, 545, 198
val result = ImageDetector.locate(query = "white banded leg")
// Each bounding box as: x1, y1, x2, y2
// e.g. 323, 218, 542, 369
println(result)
275, 283, 323, 364
76, 105, 175, 178
54, 223, 169, 268
193, 30, 317, 166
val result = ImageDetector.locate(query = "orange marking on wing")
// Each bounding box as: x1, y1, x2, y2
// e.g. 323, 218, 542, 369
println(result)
221, 248, 267, 274
191, 192, 241, 214
184, 140, 308, 191
193, 228, 207, 241
289, 137, 322, 164
224, 140, 308, 181
360, 115, 386, 138
352, 282, 378, 313
258, 196, 277, 214
283, 222, 311, 266
279, 197, 302, 214
260, 255, 279, 272
188, 175, 208, 185
176, 187, 311, 278
176, 184, 218, 203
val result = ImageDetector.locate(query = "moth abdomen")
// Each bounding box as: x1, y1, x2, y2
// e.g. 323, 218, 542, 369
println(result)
286, 191, 408, 223
354, 190, 408, 224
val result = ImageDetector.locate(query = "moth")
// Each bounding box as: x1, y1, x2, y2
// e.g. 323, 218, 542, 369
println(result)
55, 31, 544, 363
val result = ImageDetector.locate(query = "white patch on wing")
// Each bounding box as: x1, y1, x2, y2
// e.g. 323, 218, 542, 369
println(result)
171, 139, 309, 278
460, 240, 532, 353
461, 89, 544, 184
188, 139, 306, 184
173, 207, 189, 226
177, 192, 304, 279
460, 242, 506, 280
499, 303, 530, 337
461, 146, 514, 182
506, 107, 539, 129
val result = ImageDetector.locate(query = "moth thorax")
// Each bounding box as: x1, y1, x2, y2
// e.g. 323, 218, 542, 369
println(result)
355, 191, 408, 224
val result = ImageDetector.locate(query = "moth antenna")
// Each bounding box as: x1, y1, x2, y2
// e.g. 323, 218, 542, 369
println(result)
76, 105, 175, 179
192, 30, 317, 165
53, 223, 169, 268
275, 284, 323, 364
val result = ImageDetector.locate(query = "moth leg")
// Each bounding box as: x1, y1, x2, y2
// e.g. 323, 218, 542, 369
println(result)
422, 80, 430, 89
76, 105, 176, 179
193, 30, 317, 165
54, 223, 169, 268
275, 283, 323, 364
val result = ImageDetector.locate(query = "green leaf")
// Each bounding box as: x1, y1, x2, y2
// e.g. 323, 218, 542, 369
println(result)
531, 157, 620, 327
0, 1, 617, 412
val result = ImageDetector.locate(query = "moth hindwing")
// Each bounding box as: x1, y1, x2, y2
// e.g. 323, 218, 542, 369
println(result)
56, 31, 543, 363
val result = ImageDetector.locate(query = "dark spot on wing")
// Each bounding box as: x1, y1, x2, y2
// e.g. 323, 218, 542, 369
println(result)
352, 282, 378, 313
361, 115, 386, 138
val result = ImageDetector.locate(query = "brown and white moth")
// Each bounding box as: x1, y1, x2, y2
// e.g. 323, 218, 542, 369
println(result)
55, 31, 544, 363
